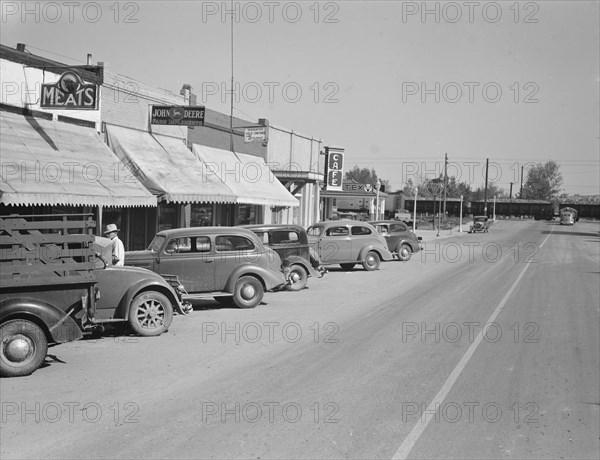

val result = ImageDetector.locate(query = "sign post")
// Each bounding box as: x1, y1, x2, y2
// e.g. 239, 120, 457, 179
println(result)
459, 195, 463, 232
413, 188, 418, 233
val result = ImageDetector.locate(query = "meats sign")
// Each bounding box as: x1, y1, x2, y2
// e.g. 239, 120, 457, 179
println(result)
41, 71, 98, 110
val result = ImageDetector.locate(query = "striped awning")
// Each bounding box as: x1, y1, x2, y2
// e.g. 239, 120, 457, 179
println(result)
0, 111, 156, 207
106, 125, 238, 204
192, 144, 299, 207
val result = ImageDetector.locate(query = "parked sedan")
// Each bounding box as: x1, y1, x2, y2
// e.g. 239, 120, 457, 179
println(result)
306, 220, 394, 271
241, 224, 319, 291
126, 227, 287, 309
369, 220, 423, 261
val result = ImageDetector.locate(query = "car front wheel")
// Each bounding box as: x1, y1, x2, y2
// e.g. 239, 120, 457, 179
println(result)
233, 276, 264, 309
128, 291, 173, 337
397, 243, 412, 262
0, 319, 48, 377
363, 251, 381, 271
286, 265, 308, 291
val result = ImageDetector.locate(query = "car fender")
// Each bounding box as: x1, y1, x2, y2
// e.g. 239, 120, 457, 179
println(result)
0, 297, 83, 343
225, 265, 287, 292
394, 239, 419, 254
357, 244, 394, 262
112, 279, 181, 320
284, 255, 318, 277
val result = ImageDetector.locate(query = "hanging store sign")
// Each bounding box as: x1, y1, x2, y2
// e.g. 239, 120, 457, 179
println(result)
324, 147, 345, 191
41, 71, 98, 110
244, 127, 267, 142
150, 105, 205, 126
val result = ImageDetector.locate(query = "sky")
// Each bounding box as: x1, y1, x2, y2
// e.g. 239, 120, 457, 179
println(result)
1, 0, 599, 195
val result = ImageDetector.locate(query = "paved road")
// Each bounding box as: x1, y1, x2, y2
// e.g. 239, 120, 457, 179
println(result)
1, 220, 598, 459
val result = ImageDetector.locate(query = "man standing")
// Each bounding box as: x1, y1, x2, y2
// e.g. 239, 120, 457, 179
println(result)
103, 223, 124, 266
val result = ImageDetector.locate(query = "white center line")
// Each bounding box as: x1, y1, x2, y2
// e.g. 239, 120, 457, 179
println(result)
392, 225, 555, 460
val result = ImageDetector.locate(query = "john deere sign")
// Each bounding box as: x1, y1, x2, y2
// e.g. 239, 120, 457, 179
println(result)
150, 105, 205, 126
41, 71, 98, 110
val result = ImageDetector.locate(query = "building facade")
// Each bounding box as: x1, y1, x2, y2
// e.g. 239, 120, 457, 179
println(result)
1, 43, 328, 250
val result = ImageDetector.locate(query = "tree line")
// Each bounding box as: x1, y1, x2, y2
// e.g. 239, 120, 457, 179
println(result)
345, 161, 566, 202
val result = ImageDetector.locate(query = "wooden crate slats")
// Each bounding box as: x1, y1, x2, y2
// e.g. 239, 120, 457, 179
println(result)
0, 247, 93, 262
0, 215, 98, 288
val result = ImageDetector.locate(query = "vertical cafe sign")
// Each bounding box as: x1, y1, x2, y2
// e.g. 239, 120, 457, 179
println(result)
41, 71, 98, 109
324, 146, 345, 191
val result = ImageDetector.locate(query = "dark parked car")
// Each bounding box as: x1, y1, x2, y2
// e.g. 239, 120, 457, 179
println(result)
469, 216, 490, 233
306, 220, 394, 271
369, 220, 423, 261
241, 224, 319, 291
126, 227, 287, 309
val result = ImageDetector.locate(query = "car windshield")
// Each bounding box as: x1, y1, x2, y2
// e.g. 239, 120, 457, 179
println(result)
148, 235, 166, 252
306, 226, 322, 236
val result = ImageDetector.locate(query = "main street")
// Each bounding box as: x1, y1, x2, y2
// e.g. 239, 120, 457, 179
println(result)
1, 220, 598, 459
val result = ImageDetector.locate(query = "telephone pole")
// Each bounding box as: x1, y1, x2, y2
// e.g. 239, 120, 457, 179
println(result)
443, 153, 448, 218
483, 158, 489, 216
519, 165, 524, 199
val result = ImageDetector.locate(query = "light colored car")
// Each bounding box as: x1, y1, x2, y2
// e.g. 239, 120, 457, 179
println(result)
126, 227, 287, 309
306, 220, 394, 271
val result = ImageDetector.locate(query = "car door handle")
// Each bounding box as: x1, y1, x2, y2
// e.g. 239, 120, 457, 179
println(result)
204, 259, 214, 263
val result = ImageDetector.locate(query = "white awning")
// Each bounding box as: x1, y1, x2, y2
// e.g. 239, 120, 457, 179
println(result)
106, 125, 237, 204
192, 144, 299, 207
0, 111, 156, 207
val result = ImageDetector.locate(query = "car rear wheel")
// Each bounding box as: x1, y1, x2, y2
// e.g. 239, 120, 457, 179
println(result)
397, 243, 412, 262
340, 263, 355, 271
128, 291, 173, 337
0, 319, 48, 377
233, 276, 264, 309
286, 265, 308, 291
363, 251, 381, 271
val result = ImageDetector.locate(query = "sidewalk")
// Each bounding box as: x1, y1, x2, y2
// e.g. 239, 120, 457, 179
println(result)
415, 221, 473, 244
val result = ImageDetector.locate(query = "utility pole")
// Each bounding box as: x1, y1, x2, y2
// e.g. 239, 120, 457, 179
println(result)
519, 165, 524, 199
229, 0, 235, 153
483, 158, 489, 217
443, 153, 448, 219
509, 182, 514, 199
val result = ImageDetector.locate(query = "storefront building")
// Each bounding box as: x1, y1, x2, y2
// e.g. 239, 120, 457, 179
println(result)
184, 88, 324, 228
1, 43, 304, 249
0, 44, 156, 228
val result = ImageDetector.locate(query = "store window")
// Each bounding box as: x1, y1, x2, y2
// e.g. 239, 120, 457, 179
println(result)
159, 202, 178, 232
190, 203, 214, 227
236, 204, 258, 225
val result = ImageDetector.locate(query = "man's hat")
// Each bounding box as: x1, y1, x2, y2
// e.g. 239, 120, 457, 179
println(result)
103, 224, 119, 234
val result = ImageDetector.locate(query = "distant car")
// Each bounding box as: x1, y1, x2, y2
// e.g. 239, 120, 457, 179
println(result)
306, 220, 394, 271
394, 209, 412, 222
469, 216, 490, 233
125, 227, 287, 309
241, 224, 319, 291
369, 220, 423, 261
